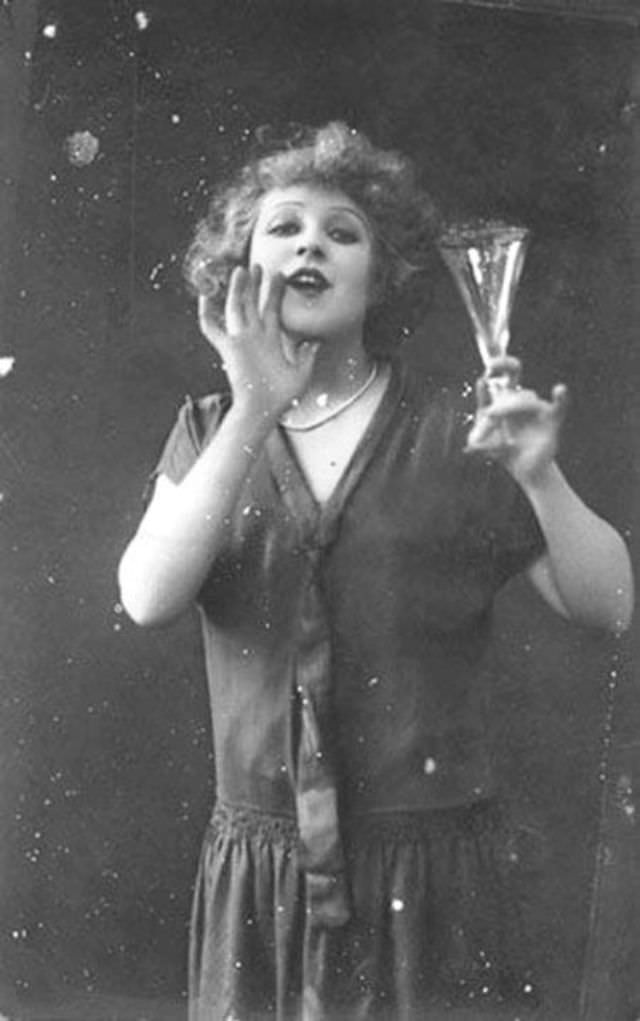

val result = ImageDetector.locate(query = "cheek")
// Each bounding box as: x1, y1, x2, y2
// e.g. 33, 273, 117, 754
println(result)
247, 227, 274, 268
365, 255, 387, 307
355, 255, 380, 309
347, 244, 378, 304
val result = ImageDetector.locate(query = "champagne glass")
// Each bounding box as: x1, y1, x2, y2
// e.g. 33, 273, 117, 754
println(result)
439, 220, 530, 394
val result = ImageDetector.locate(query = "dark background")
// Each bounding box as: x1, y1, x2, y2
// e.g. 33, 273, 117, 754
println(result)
0, 1, 638, 1019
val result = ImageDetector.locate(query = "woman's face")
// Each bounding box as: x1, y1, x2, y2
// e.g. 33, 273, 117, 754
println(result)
248, 184, 376, 342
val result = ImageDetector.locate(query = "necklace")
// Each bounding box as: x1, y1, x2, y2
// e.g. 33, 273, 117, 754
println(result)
279, 363, 379, 432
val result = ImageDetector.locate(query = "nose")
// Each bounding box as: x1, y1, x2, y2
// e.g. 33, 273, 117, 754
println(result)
296, 225, 325, 259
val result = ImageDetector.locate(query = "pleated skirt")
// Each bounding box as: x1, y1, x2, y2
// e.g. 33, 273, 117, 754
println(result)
188, 800, 543, 1021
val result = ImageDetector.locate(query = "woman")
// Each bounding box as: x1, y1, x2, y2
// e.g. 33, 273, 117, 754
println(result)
118, 123, 633, 1020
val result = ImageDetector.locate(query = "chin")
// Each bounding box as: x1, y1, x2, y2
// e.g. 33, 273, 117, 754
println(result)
281, 310, 329, 340
282, 308, 362, 344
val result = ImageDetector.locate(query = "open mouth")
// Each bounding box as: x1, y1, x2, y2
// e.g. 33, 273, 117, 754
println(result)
286, 268, 330, 294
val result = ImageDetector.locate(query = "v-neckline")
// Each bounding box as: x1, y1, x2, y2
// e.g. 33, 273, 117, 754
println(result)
265, 358, 405, 541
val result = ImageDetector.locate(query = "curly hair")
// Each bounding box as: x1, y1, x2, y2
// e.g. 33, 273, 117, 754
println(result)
184, 122, 440, 350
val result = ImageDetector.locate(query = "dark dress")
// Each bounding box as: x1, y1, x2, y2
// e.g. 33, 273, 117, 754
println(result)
152, 359, 546, 1021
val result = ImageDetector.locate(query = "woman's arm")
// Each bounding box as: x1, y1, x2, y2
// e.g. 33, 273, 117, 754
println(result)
118, 404, 275, 627
118, 267, 317, 627
467, 358, 634, 634
522, 464, 633, 634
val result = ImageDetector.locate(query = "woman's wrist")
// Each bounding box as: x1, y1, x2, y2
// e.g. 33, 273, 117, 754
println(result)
512, 458, 562, 496
224, 397, 281, 444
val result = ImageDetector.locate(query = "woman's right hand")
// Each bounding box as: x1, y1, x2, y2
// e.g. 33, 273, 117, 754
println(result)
198, 265, 319, 423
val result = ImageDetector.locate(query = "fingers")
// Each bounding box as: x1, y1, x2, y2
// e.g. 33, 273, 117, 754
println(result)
295, 339, 320, 376
475, 376, 492, 410
483, 355, 522, 387
280, 332, 298, 366
226, 265, 284, 338
225, 267, 249, 336
468, 379, 569, 458
550, 383, 569, 425
261, 270, 286, 324
465, 417, 513, 457
483, 388, 544, 419
198, 294, 225, 345
483, 382, 569, 424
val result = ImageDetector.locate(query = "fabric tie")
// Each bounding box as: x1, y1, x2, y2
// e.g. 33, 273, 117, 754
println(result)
294, 548, 351, 929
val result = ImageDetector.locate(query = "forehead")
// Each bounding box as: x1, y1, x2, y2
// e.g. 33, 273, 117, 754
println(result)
255, 185, 370, 226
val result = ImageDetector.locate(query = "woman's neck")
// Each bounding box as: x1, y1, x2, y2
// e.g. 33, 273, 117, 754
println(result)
283, 342, 376, 426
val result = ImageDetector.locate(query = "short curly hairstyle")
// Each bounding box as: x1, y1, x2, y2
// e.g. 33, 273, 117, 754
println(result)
184, 122, 440, 351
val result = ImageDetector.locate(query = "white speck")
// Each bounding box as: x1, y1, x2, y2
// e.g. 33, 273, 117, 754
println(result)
171, 113, 181, 124
316, 393, 329, 408
242, 505, 252, 516
134, 10, 150, 30
65, 130, 100, 167
0, 356, 15, 377
391, 898, 404, 912
367, 676, 379, 688
424, 757, 437, 775
43, 23, 58, 39
523, 983, 534, 994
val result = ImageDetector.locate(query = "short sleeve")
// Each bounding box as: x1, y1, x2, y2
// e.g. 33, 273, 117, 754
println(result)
439, 383, 546, 587
145, 392, 230, 497
484, 459, 546, 586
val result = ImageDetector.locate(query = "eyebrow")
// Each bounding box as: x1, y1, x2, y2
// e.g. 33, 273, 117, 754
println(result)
262, 201, 370, 230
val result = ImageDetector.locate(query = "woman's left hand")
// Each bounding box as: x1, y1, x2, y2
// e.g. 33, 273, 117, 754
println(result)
466, 356, 569, 486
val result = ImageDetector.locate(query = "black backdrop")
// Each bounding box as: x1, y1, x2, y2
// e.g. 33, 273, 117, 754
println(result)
0, 2, 637, 1019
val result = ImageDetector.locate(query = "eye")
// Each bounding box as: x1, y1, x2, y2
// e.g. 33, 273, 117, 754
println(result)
267, 219, 299, 237
329, 226, 360, 244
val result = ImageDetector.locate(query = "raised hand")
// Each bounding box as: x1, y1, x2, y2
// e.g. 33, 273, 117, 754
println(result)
466, 356, 569, 485
198, 265, 319, 423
